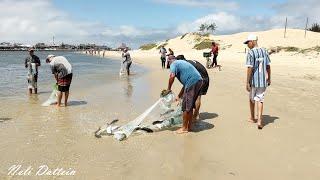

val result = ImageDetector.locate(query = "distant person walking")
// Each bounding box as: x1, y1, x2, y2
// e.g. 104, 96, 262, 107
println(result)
244, 34, 271, 129
122, 48, 132, 75
176, 55, 210, 121
25, 48, 41, 95
210, 42, 219, 68
167, 59, 203, 134
159, 46, 167, 69
166, 48, 174, 69
46, 55, 73, 107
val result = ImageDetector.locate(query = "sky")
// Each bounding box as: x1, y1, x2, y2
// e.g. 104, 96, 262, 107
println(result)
0, 0, 319, 48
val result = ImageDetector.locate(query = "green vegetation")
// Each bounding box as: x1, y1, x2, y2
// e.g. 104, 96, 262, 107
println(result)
199, 23, 217, 34
309, 23, 320, 33
269, 46, 320, 54
194, 32, 210, 42
181, 33, 188, 39
275, 46, 300, 52
193, 39, 212, 50
300, 46, 320, 54
156, 42, 168, 49
139, 43, 157, 50
283, 46, 300, 52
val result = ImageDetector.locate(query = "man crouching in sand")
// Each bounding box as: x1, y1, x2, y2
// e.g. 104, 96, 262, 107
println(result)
166, 55, 203, 134
46, 55, 73, 107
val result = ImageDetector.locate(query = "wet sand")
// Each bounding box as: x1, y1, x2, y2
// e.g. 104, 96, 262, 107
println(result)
1, 51, 320, 179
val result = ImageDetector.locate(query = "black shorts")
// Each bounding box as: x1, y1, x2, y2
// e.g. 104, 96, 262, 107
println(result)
199, 78, 209, 95
161, 57, 166, 62
58, 85, 70, 92
182, 80, 203, 112
34, 74, 38, 82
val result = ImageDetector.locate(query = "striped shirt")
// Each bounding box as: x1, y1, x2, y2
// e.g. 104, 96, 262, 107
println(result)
246, 47, 271, 88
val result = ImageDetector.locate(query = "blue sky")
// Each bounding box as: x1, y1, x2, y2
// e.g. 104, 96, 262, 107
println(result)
53, 0, 284, 28
0, 0, 318, 48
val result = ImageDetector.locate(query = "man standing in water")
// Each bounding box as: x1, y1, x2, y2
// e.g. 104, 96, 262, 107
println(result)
122, 48, 132, 75
244, 34, 271, 129
159, 46, 167, 69
176, 55, 210, 121
46, 55, 73, 107
25, 48, 41, 95
167, 58, 203, 134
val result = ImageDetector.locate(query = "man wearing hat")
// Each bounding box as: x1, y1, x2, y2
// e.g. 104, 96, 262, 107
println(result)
244, 34, 271, 129
46, 55, 73, 107
24, 48, 41, 94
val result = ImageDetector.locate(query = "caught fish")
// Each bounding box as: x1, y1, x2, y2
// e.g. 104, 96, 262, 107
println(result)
94, 119, 119, 138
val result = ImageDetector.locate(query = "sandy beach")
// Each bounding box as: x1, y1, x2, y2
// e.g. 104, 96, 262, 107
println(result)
1, 28, 320, 180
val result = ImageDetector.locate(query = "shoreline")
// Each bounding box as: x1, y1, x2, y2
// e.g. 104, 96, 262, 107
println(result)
1, 48, 320, 179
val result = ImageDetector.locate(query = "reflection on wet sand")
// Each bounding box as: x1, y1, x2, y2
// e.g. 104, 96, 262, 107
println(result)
122, 77, 133, 98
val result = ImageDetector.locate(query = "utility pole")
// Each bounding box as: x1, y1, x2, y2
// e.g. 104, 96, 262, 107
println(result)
284, 17, 287, 38
304, 17, 309, 38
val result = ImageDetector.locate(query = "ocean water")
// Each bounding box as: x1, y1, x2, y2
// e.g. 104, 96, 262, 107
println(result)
0, 51, 142, 98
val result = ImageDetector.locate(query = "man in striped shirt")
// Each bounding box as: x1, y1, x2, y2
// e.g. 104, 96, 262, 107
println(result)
244, 34, 271, 129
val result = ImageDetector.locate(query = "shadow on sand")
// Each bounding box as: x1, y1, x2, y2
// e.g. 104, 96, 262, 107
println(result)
191, 112, 218, 132
67, 101, 88, 106
168, 112, 218, 133
262, 115, 279, 127
198, 112, 219, 121
0, 118, 12, 122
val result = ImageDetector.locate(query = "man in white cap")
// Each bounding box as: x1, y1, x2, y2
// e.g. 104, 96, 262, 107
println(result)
244, 34, 271, 129
46, 55, 73, 107
24, 48, 41, 94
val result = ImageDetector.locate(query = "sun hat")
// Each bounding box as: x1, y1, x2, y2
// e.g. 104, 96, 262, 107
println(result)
244, 34, 258, 44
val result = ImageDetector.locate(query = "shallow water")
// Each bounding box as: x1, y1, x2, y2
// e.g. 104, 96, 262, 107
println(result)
0, 51, 142, 99
0, 51, 163, 179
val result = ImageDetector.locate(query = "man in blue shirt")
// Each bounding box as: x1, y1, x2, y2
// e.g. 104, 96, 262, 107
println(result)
244, 34, 271, 129
176, 55, 210, 121
167, 56, 203, 134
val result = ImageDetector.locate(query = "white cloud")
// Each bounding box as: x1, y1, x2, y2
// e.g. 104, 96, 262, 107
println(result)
153, 0, 239, 10
272, 0, 320, 28
0, 0, 172, 48
1, 0, 319, 49
0, 0, 101, 44
176, 12, 242, 34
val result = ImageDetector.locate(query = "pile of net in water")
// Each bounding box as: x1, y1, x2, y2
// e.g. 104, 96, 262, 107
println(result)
95, 92, 182, 141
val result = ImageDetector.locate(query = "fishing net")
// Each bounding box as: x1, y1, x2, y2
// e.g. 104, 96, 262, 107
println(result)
112, 92, 183, 140
42, 84, 58, 106
27, 63, 37, 89
119, 61, 128, 76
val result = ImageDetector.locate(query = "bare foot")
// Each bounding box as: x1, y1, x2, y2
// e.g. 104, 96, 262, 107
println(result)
175, 128, 188, 134
248, 118, 257, 123
257, 120, 263, 129
56, 104, 61, 108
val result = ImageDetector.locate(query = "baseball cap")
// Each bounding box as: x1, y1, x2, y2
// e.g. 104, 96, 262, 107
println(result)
28, 48, 35, 52
244, 34, 258, 44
